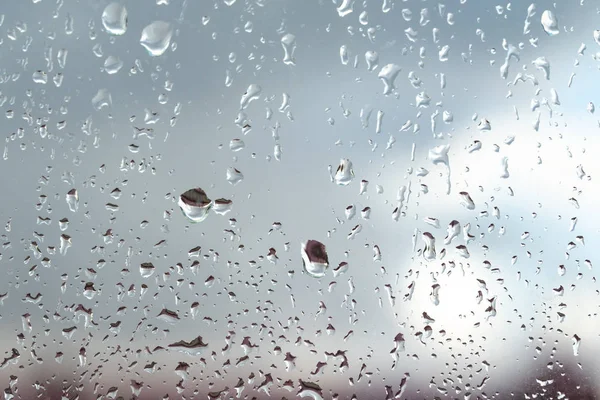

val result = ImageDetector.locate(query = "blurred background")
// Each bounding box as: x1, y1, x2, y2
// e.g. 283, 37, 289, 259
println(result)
0, 0, 599, 398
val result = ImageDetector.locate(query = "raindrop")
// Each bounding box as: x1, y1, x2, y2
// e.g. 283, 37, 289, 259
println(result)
540, 10, 559, 36
336, 0, 355, 17
230, 139, 245, 151
213, 198, 233, 215
139, 262, 155, 278
365, 51, 379, 71
178, 188, 212, 223
422, 232, 436, 261
301, 240, 329, 278
281, 34, 296, 65
226, 167, 244, 185
378, 64, 401, 95
334, 159, 354, 186
240, 84, 262, 109
66, 189, 79, 212
140, 21, 173, 56
104, 55, 123, 74
101, 3, 128, 35
459, 192, 475, 210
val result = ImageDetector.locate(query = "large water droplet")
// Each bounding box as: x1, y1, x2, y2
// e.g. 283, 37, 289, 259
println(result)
178, 188, 212, 223
532, 56, 550, 80
281, 34, 296, 65
301, 240, 329, 278
226, 167, 244, 185
140, 21, 173, 56
139, 262, 155, 278
540, 10, 559, 36
334, 159, 355, 186
102, 3, 128, 35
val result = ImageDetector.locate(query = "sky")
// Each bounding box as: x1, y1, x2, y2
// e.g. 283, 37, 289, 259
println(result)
0, 0, 599, 399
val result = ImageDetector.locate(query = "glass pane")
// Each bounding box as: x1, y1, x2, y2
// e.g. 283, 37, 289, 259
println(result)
0, 0, 598, 399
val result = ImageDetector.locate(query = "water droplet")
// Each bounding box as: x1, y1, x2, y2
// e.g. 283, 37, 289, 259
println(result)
593, 30, 600, 46
104, 55, 123, 74
336, 0, 355, 17
59, 234, 72, 255
442, 110, 453, 123
428, 145, 451, 194
301, 240, 329, 278
477, 118, 491, 131
572, 334, 581, 356
444, 222, 461, 247
424, 217, 440, 228
66, 189, 79, 212
499, 157, 509, 178
359, 11, 368, 25
378, 64, 401, 95
101, 3, 128, 35
92, 88, 112, 110
340, 45, 349, 65
359, 179, 368, 194
178, 188, 212, 223
240, 84, 261, 109
140, 21, 173, 56
281, 33, 296, 65
459, 191, 475, 210
213, 198, 233, 215
226, 167, 244, 185
156, 308, 180, 324
365, 51, 379, 71
438, 45, 449, 62
416, 91, 431, 107
541, 10, 559, 36
140, 262, 155, 278
229, 139, 245, 151
456, 244, 470, 258
334, 159, 354, 186
430, 284, 440, 306
422, 232, 436, 261
532, 56, 550, 80
467, 140, 482, 153
32, 71, 47, 84
587, 102, 595, 114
